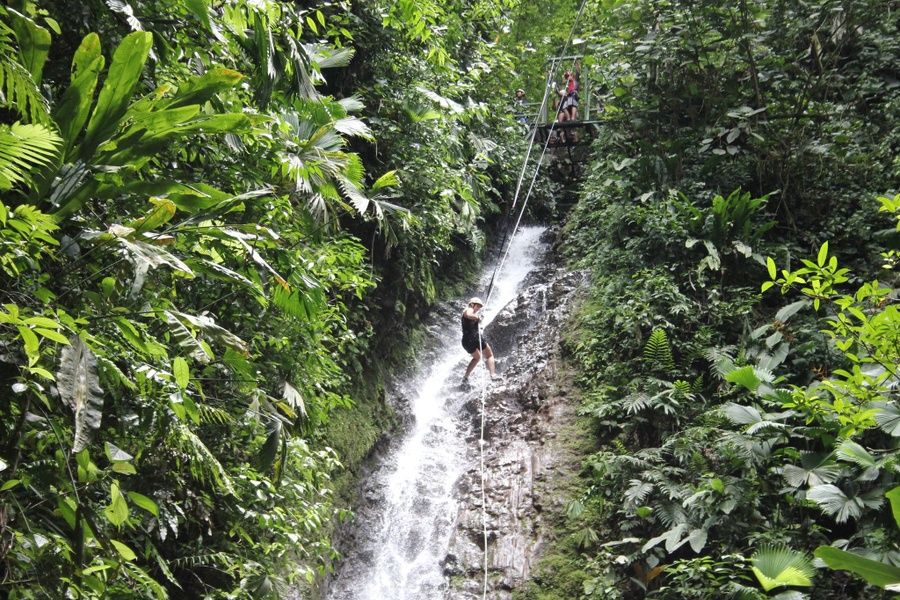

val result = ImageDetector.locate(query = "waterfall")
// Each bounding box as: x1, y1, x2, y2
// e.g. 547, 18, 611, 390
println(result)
327, 226, 548, 600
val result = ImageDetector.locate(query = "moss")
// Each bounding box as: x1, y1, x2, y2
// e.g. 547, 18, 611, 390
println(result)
515, 552, 590, 600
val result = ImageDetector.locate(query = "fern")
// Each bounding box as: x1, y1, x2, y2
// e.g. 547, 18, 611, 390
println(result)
654, 503, 688, 528
622, 392, 652, 414
57, 336, 104, 453
624, 479, 654, 505
121, 562, 167, 600
0, 122, 61, 190
168, 420, 235, 495
170, 551, 235, 570
197, 403, 235, 426
703, 345, 736, 378
644, 328, 676, 371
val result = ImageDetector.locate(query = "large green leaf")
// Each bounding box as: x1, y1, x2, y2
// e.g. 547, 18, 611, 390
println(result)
7, 9, 51, 84
171, 310, 248, 354
103, 480, 129, 527
162, 310, 213, 363
164, 67, 243, 109
725, 365, 761, 392
815, 546, 900, 589
79, 31, 152, 160
750, 545, 814, 591
102, 112, 251, 168
888, 486, 900, 528
52, 33, 103, 160
57, 336, 104, 453
835, 440, 877, 469
723, 402, 762, 425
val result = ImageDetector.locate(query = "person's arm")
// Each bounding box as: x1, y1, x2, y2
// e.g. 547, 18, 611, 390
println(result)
463, 308, 481, 320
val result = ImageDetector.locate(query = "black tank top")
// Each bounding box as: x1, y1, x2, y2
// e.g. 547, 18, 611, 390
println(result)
461, 314, 479, 338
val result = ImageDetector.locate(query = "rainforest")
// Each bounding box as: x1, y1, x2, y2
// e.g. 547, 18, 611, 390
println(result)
0, 0, 897, 599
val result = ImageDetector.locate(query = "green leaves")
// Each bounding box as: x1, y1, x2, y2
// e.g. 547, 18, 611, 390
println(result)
807, 484, 882, 524
0, 14, 50, 122
750, 545, 814, 591
817, 241, 828, 267
0, 123, 62, 190
53, 33, 103, 160
815, 486, 900, 590
80, 31, 152, 159
7, 8, 51, 84
104, 480, 129, 528
173, 357, 190, 389
110, 539, 137, 561
57, 336, 104, 453
126, 491, 158, 517
724, 366, 760, 393
643, 329, 675, 372
814, 547, 900, 590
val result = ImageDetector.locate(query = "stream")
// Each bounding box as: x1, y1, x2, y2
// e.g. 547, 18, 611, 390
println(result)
325, 226, 550, 600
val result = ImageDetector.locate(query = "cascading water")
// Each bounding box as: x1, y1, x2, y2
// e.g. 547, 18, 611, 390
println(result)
327, 226, 548, 600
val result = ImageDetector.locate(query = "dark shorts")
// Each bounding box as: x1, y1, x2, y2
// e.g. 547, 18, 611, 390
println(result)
462, 334, 489, 354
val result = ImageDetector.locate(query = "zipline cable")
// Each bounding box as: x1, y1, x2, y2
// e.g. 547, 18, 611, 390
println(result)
484, 0, 590, 307
474, 1, 590, 597
483, 64, 556, 299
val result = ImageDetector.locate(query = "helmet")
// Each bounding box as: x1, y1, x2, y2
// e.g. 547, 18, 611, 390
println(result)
515, 88, 525, 94
468, 297, 484, 307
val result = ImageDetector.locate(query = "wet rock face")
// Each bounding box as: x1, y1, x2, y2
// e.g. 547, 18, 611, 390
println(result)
318, 228, 585, 600
448, 268, 586, 599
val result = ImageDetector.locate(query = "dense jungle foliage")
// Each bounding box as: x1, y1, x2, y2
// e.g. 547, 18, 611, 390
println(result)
517, 0, 900, 599
0, 0, 530, 597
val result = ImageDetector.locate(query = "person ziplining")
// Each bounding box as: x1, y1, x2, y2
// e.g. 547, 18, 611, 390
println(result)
461, 297, 497, 384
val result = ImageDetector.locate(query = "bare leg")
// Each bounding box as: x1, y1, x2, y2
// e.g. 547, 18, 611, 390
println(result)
483, 345, 496, 377
464, 349, 481, 380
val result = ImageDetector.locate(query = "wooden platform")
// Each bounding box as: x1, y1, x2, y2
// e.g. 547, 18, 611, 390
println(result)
533, 119, 601, 147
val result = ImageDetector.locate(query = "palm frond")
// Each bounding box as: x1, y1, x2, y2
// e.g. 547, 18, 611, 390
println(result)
704, 345, 736, 378
333, 116, 373, 140
416, 85, 464, 113
309, 44, 355, 69
622, 392, 652, 414
624, 480, 654, 505
0, 21, 49, 122
750, 545, 815, 591
0, 122, 61, 190
168, 420, 235, 495
337, 95, 365, 113
106, 0, 144, 31
808, 483, 883, 523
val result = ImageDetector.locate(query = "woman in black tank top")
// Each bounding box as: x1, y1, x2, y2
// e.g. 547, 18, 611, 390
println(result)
461, 297, 496, 383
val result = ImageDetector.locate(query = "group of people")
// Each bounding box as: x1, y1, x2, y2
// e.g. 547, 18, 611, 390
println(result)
512, 69, 579, 142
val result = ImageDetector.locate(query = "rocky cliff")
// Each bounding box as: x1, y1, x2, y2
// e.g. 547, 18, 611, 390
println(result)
445, 267, 586, 598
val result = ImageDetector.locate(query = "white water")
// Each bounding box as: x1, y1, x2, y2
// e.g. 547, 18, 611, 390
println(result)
327, 226, 547, 600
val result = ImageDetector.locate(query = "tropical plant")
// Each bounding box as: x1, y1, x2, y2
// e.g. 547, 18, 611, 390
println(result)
815, 486, 900, 592
749, 545, 815, 593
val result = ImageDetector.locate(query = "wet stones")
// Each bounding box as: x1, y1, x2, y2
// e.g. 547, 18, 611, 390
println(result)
446, 266, 587, 599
